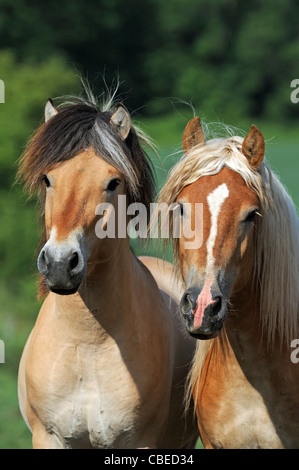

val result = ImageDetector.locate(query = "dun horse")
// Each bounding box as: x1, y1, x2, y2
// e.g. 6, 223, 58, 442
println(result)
158, 117, 299, 448
17, 93, 197, 449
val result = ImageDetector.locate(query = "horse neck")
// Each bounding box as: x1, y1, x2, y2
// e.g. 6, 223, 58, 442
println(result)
83, 235, 133, 307
54, 234, 136, 334
225, 248, 287, 357
228, 277, 259, 335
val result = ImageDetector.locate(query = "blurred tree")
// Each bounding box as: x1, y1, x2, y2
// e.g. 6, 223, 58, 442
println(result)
0, 0, 298, 118
145, 0, 299, 119
0, 50, 79, 188
0, 0, 159, 110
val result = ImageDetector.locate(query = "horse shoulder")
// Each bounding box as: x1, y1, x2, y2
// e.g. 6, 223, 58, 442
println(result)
138, 255, 195, 354
18, 329, 34, 432
193, 335, 287, 448
138, 255, 198, 447
138, 256, 184, 301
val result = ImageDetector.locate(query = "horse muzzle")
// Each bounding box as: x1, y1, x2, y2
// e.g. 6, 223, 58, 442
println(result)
37, 233, 87, 295
180, 285, 227, 339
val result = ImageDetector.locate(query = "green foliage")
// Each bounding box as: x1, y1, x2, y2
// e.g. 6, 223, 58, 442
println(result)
154, 0, 299, 119
0, 50, 79, 188
0, 369, 31, 448
0, 0, 298, 119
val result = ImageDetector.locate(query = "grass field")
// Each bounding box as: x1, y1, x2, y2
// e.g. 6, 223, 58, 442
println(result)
0, 113, 298, 449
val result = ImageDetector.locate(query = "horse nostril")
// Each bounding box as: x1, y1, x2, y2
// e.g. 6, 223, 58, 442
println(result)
180, 288, 200, 313
40, 250, 45, 263
213, 296, 222, 315
186, 293, 194, 310
69, 252, 79, 272
38, 249, 50, 275
211, 295, 225, 323
181, 293, 190, 312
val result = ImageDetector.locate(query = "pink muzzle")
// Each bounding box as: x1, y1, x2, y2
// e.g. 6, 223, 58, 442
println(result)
192, 277, 217, 329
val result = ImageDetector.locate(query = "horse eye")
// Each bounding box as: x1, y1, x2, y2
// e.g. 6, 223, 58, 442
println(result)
42, 175, 51, 188
106, 178, 121, 193
244, 210, 257, 223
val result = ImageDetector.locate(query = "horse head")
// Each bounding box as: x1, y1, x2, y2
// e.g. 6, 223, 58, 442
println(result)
19, 97, 154, 295
160, 117, 265, 339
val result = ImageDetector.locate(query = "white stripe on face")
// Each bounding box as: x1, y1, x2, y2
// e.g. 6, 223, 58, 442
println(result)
206, 183, 229, 276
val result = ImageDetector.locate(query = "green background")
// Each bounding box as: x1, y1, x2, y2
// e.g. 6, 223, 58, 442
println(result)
0, 0, 298, 449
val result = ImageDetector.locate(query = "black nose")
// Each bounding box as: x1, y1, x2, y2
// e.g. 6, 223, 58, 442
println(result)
38, 250, 81, 277
37, 247, 85, 294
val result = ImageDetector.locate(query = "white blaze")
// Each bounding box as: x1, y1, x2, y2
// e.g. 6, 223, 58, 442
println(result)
206, 183, 229, 275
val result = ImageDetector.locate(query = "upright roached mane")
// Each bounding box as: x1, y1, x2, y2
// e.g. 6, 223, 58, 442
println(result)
158, 130, 299, 348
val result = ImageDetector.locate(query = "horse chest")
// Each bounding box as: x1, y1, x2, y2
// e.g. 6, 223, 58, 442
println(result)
199, 389, 283, 449
31, 340, 142, 448
52, 378, 140, 448
197, 362, 284, 449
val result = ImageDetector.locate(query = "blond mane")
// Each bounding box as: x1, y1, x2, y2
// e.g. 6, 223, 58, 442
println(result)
158, 132, 299, 350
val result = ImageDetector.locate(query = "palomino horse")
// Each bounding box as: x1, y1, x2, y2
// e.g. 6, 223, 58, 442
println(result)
17, 93, 197, 449
158, 117, 299, 448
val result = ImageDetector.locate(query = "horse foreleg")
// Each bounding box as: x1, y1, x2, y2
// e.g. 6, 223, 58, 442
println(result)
31, 422, 65, 449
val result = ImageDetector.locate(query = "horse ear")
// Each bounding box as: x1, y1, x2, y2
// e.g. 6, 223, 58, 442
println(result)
110, 103, 131, 140
242, 124, 265, 169
45, 98, 58, 122
183, 117, 205, 153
